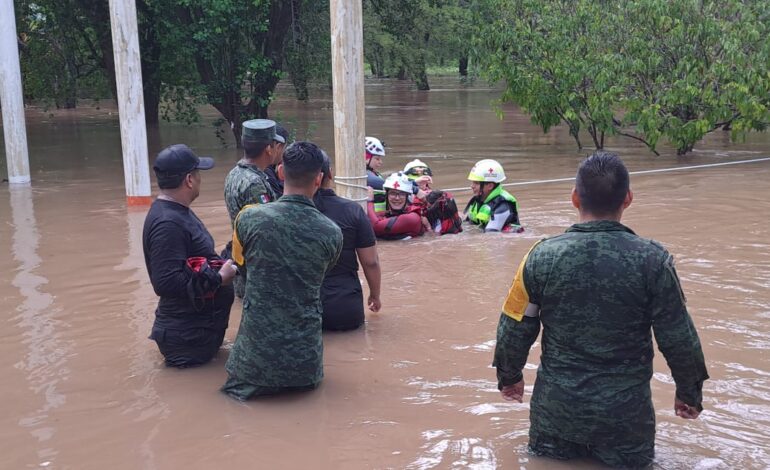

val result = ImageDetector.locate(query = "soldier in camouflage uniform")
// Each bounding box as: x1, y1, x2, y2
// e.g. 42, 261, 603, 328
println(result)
223, 119, 285, 297
494, 151, 708, 468
222, 141, 343, 400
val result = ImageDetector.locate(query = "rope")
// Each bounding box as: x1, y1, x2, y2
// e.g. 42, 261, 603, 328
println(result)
439, 157, 770, 193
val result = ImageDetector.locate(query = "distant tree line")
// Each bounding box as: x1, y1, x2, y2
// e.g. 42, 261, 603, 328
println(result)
14, 0, 770, 154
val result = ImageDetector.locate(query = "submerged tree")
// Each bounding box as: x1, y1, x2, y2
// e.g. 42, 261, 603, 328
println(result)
475, 0, 770, 155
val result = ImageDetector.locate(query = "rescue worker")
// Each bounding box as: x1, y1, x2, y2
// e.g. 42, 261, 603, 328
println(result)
264, 124, 290, 198
142, 144, 237, 367
404, 158, 433, 191
224, 119, 285, 297
314, 152, 382, 330
365, 136, 386, 190
465, 159, 522, 233
222, 141, 343, 400
493, 151, 708, 468
367, 172, 428, 240
404, 159, 462, 235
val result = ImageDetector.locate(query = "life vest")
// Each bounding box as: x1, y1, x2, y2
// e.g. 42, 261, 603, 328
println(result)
465, 184, 521, 232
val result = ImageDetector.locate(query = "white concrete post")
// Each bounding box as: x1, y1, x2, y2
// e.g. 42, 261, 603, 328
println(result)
0, 0, 31, 184
109, 0, 151, 205
330, 0, 366, 206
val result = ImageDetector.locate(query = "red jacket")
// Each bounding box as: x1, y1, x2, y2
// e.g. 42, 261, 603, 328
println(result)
367, 201, 425, 239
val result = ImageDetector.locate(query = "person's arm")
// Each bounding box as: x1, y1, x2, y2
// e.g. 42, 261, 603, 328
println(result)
493, 242, 543, 401
147, 220, 193, 297
356, 246, 381, 312
484, 201, 516, 232
650, 251, 709, 417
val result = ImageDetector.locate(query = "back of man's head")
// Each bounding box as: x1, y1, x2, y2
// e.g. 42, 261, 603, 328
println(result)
575, 151, 630, 216
243, 140, 271, 159
283, 141, 324, 187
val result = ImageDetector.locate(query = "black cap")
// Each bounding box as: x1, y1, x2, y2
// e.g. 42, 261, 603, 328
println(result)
153, 144, 215, 174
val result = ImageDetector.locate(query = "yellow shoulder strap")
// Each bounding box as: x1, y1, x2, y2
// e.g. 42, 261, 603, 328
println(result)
501, 240, 542, 321
231, 204, 259, 266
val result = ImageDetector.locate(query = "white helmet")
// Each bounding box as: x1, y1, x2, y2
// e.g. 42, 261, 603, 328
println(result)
403, 159, 432, 177
365, 136, 386, 157
383, 172, 413, 193
468, 159, 506, 183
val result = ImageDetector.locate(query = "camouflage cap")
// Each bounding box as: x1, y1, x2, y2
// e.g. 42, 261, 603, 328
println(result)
242, 119, 286, 144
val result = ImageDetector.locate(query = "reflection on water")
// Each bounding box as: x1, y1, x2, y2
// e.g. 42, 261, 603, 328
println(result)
1, 76, 769, 469
9, 185, 69, 467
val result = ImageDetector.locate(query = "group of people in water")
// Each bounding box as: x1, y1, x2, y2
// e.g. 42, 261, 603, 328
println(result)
141, 119, 707, 468
142, 120, 529, 385
364, 136, 523, 239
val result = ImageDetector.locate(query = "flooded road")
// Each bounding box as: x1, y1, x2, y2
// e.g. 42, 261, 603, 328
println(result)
1, 77, 769, 469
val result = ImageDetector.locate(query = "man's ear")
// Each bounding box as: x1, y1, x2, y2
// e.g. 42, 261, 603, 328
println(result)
185, 173, 195, 189
314, 171, 323, 188
622, 189, 633, 209
571, 187, 580, 209
277, 163, 285, 180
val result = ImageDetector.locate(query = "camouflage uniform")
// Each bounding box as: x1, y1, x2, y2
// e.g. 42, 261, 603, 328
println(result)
222, 195, 342, 400
223, 161, 276, 297
494, 220, 708, 468
224, 161, 276, 224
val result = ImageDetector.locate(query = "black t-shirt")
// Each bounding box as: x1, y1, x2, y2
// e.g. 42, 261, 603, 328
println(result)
314, 189, 376, 277
265, 165, 284, 198
142, 199, 233, 330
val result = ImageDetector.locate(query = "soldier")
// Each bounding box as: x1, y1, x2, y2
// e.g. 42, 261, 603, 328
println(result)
224, 119, 285, 296
465, 159, 523, 233
143, 144, 237, 367
264, 123, 290, 198
222, 141, 343, 400
493, 151, 709, 468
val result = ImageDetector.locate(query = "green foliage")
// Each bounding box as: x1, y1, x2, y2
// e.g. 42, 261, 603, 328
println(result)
475, 0, 770, 155
16, 0, 111, 109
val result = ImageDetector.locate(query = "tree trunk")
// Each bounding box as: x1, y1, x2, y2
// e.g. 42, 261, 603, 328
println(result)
138, 0, 161, 126
459, 55, 468, 77
411, 55, 430, 91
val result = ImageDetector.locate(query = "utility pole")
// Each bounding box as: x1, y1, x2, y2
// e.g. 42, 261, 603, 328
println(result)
0, 0, 30, 184
330, 0, 366, 206
109, 0, 152, 206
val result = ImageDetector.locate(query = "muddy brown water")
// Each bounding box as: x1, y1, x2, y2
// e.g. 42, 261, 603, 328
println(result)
1, 77, 769, 469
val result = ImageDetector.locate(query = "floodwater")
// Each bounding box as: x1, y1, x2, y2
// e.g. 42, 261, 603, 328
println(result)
1, 77, 769, 470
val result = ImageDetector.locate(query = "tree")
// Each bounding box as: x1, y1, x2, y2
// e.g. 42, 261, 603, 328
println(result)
475, 0, 770, 155
173, 0, 298, 146
16, 0, 112, 109
284, 0, 332, 101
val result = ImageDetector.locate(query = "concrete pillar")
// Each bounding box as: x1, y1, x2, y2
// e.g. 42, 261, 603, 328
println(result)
0, 0, 31, 184
330, 0, 366, 206
109, 0, 152, 205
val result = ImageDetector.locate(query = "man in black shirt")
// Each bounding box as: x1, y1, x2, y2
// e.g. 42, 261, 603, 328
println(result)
314, 152, 382, 330
264, 124, 290, 198
143, 144, 237, 367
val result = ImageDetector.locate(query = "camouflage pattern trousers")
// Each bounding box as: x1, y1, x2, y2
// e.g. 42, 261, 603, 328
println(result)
529, 431, 654, 469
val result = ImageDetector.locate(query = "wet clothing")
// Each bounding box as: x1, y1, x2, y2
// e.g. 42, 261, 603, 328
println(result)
367, 201, 425, 240
314, 188, 377, 330
466, 185, 521, 232
142, 199, 234, 367
224, 195, 342, 400
367, 168, 385, 190
224, 159, 276, 297
494, 220, 708, 466
224, 160, 276, 224
264, 165, 284, 198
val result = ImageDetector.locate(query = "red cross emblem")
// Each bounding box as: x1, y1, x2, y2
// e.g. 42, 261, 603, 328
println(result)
488, 168, 495, 174
393, 181, 400, 189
